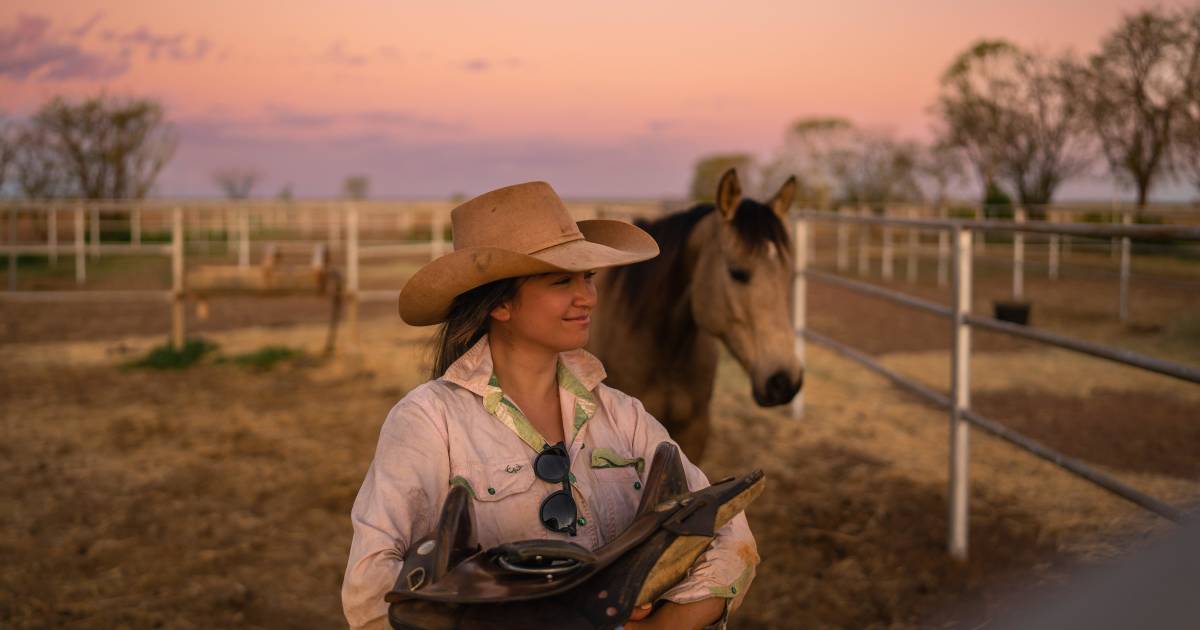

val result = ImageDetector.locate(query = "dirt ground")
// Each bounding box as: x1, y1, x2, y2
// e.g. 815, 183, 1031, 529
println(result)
2, 249, 1199, 629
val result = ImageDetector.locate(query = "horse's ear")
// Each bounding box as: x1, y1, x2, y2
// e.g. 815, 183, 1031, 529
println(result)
715, 169, 742, 222
771, 176, 797, 219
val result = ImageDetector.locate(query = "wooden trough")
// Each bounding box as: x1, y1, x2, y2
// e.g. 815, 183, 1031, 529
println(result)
186, 242, 343, 354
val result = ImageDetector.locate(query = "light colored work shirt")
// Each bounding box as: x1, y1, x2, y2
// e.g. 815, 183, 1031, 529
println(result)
342, 335, 759, 629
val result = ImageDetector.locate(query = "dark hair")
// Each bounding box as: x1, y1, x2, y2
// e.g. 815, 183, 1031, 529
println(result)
430, 277, 524, 378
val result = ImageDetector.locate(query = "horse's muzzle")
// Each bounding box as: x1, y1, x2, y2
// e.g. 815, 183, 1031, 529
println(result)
753, 370, 803, 406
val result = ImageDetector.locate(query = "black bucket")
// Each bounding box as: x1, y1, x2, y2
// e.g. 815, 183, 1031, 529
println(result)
993, 301, 1032, 326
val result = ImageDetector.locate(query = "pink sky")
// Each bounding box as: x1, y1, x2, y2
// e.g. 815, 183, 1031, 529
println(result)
1, 1, 1195, 199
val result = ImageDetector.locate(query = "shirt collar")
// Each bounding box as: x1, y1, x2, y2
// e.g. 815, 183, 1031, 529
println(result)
443, 334, 606, 396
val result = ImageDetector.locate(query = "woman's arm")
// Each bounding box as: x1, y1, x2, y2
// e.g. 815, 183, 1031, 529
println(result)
625, 598, 727, 630
612, 390, 761, 626
342, 392, 451, 629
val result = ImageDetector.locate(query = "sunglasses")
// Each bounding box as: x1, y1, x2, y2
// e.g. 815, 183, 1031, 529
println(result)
534, 442, 577, 536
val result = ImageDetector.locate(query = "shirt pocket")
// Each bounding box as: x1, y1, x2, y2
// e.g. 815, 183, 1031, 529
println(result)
456, 457, 543, 544
588, 449, 644, 540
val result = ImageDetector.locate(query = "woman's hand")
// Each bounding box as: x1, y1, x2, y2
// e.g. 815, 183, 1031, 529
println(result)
623, 598, 725, 630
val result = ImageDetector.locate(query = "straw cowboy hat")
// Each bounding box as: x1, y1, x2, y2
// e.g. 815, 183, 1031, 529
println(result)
398, 181, 660, 325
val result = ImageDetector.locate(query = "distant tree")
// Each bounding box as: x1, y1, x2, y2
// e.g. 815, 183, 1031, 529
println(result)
14, 126, 69, 199
31, 95, 176, 199
0, 119, 14, 196
1173, 6, 1200, 194
277, 183, 294, 202
763, 116, 856, 208
689, 153, 754, 202
936, 40, 1092, 216
918, 141, 967, 209
212, 168, 260, 199
834, 132, 924, 211
1069, 7, 1194, 211
342, 175, 370, 200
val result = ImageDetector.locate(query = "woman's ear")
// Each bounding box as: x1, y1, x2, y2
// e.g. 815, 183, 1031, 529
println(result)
490, 302, 512, 322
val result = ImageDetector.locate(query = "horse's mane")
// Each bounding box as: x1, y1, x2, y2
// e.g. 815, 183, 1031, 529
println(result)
604, 200, 791, 365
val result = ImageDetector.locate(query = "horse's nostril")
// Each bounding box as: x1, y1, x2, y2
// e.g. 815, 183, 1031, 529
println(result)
767, 371, 791, 399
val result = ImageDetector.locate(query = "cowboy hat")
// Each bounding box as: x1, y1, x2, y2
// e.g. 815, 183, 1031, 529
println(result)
398, 181, 660, 325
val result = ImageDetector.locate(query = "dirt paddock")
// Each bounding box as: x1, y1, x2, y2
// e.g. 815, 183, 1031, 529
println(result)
2, 272, 1199, 628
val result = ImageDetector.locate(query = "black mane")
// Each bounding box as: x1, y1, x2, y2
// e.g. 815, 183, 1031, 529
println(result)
604, 199, 790, 365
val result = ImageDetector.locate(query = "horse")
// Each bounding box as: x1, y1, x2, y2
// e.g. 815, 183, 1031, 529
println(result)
589, 169, 804, 462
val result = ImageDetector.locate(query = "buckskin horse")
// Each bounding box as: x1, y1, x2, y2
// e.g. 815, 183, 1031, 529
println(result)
589, 169, 804, 462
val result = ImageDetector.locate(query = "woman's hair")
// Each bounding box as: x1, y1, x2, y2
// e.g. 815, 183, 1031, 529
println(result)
430, 276, 524, 378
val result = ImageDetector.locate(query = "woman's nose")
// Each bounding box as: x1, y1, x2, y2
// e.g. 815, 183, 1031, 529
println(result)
573, 274, 597, 305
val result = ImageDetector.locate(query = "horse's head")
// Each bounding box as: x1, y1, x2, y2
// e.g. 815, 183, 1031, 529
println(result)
691, 169, 804, 407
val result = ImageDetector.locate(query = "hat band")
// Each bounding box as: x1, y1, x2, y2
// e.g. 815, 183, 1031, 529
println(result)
523, 231, 585, 256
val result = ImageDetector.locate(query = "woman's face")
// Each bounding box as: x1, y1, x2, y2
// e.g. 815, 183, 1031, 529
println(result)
490, 271, 597, 353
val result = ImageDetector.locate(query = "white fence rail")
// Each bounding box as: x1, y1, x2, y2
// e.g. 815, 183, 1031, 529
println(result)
790, 210, 1200, 560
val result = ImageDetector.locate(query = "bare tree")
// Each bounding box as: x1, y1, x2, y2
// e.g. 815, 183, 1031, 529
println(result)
1173, 6, 1200, 194
342, 175, 370, 200
918, 141, 967, 208
936, 40, 1092, 215
935, 40, 1019, 207
212, 167, 261, 199
1069, 7, 1193, 210
833, 132, 924, 210
763, 117, 856, 208
689, 153, 754, 203
32, 95, 176, 199
14, 126, 69, 199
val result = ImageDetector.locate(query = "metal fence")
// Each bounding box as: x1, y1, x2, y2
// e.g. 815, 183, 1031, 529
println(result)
0, 199, 662, 345
790, 210, 1200, 560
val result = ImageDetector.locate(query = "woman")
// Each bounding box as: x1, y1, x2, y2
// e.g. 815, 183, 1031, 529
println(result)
342, 182, 759, 629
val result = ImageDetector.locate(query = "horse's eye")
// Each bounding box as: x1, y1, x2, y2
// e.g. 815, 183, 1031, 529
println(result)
728, 267, 751, 284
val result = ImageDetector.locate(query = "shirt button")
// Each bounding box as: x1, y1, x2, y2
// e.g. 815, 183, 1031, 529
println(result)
569, 472, 577, 483
487, 487, 496, 495
731, 586, 738, 594
577, 517, 587, 526
633, 481, 642, 490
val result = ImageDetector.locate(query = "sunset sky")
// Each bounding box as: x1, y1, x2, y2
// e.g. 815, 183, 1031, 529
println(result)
1, 1, 1196, 200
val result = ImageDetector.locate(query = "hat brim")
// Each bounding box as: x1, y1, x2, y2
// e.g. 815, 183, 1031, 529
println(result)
398, 219, 659, 326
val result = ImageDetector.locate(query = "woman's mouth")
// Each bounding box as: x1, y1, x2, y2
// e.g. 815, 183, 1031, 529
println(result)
563, 314, 591, 325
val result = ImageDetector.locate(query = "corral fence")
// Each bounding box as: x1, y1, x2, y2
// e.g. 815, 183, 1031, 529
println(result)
788, 210, 1200, 560
0, 199, 660, 345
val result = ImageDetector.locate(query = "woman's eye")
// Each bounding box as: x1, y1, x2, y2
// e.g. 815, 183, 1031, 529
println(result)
584, 271, 597, 280
729, 267, 751, 284
553, 276, 571, 285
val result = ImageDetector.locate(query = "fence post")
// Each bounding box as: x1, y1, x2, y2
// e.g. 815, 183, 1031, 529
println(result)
1119, 213, 1132, 323
907, 208, 919, 284
48, 207, 58, 265
238, 207, 250, 268
90, 203, 102, 258
132, 206, 142, 246
1048, 209, 1060, 280
974, 205, 985, 253
949, 225, 973, 561
7, 207, 16, 291
171, 207, 186, 350
836, 212, 849, 272
881, 218, 894, 281
74, 205, 86, 285
857, 208, 870, 277
792, 216, 808, 419
346, 204, 360, 344
431, 207, 447, 260
1013, 207, 1026, 300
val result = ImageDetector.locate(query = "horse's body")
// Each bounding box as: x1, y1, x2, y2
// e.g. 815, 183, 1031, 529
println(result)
589, 170, 804, 462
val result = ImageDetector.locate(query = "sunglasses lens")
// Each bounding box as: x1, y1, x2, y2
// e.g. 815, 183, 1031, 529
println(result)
539, 490, 577, 532
535, 449, 570, 482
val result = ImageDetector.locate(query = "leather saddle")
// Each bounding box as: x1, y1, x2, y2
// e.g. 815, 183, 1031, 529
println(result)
385, 442, 765, 630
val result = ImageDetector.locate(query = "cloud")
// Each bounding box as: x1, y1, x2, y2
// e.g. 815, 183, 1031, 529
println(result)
0, 14, 129, 81
321, 40, 367, 66
0, 13, 212, 82
118, 25, 209, 61
264, 104, 336, 128
69, 12, 104, 39
461, 58, 490, 73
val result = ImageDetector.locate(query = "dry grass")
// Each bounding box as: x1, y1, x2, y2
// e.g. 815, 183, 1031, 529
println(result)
2, 313, 1196, 629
